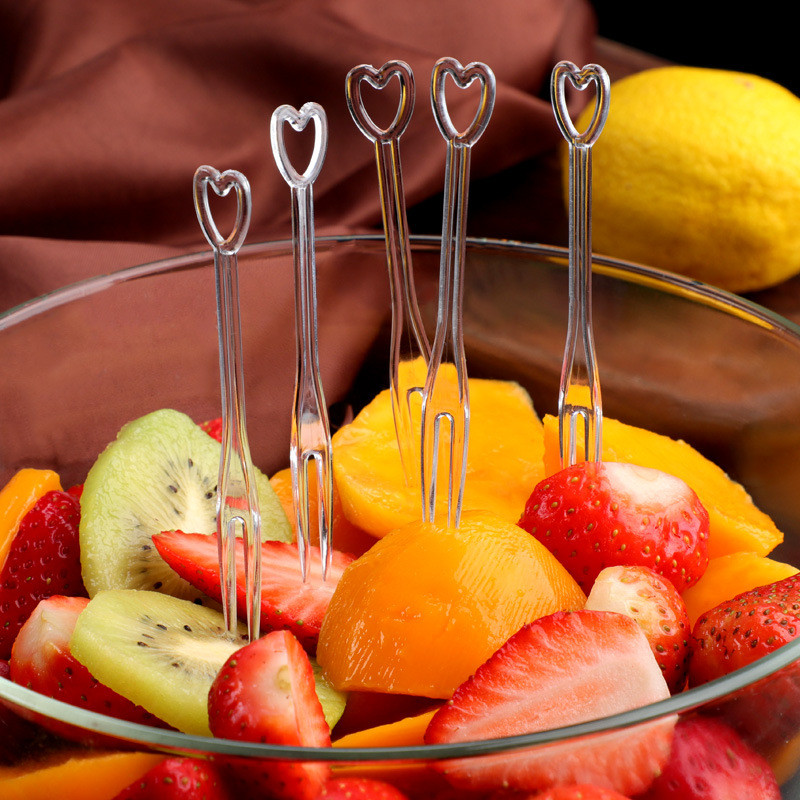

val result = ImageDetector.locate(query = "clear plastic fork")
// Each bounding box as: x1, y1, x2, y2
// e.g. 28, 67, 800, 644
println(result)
421, 58, 496, 528
193, 165, 261, 639
346, 60, 431, 486
551, 61, 610, 468
270, 102, 333, 581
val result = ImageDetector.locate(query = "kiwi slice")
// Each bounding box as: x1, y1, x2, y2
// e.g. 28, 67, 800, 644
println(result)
79, 408, 292, 600
70, 589, 348, 737
70, 589, 249, 736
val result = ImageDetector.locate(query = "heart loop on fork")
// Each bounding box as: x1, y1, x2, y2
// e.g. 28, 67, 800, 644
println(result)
270, 102, 328, 189
551, 61, 610, 147
346, 61, 415, 143
193, 166, 251, 255
431, 57, 496, 146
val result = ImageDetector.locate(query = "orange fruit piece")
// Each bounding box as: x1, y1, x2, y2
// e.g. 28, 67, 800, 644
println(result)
682, 551, 799, 627
0, 469, 62, 570
333, 359, 546, 538
316, 510, 586, 699
270, 467, 377, 558
541, 414, 783, 559
332, 709, 438, 748
0, 749, 165, 800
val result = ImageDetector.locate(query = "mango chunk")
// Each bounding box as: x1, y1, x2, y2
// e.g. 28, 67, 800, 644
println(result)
333, 359, 546, 538
542, 414, 783, 559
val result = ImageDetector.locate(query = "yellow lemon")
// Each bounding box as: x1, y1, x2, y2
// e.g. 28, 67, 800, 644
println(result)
567, 66, 800, 292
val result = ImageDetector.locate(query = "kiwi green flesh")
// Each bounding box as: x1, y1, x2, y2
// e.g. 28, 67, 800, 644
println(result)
79, 408, 292, 601
70, 589, 249, 736
70, 589, 347, 737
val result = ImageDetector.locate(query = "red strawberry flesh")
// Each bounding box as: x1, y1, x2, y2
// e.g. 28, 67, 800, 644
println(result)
424, 609, 674, 795
209, 629, 330, 800
153, 530, 353, 650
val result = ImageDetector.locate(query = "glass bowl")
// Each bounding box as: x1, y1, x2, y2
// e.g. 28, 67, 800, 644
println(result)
2, 234, 800, 797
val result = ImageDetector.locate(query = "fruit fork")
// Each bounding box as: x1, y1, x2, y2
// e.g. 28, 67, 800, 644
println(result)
346, 60, 431, 486
193, 165, 262, 638
421, 58, 495, 528
550, 61, 610, 468
270, 102, 333, 581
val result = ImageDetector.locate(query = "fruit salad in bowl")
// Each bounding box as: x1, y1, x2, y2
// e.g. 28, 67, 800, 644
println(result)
2, 234, 800, 800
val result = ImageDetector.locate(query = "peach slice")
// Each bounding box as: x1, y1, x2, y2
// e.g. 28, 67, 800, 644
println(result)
332, 709, 438, 748
333, 359, 546, 538
542, 414, 783, 559
316, 509, 585, 699
0, 749, 165, 800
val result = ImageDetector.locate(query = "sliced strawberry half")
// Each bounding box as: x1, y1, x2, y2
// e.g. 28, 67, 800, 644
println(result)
586, 565, 691, 693
0, 490, 87, 659
424, 609, 674, 796
153, 530, 354, 651
209, 629, 331, 800
9, 595, 168, 741
638, 715, 780, 799
112, 756, 234, 800
518, 461, 710, 594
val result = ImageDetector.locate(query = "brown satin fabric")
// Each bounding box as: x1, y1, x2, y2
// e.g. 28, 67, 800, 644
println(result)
0, 0, 599, 311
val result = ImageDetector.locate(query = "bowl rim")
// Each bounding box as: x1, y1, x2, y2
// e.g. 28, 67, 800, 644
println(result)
2, 232, 799, 761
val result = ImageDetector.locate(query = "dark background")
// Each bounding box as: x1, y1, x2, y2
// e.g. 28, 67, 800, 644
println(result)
589, 3, 798, 96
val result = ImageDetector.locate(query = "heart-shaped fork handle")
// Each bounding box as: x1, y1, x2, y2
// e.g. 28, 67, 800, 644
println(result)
346, 61, 415, 144
431, 57, 495, 146
421, 58, 495, 529
346, 61, 430, 485
550, 61, 610, 468
194, 166, 251, 256
193, 165, 261, 639
270, 102, 328, 189
270, 102, 333, 582
551, 61, 610, 147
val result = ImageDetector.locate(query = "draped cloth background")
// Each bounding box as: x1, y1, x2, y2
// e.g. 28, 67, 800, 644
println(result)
0, 0, 611, 311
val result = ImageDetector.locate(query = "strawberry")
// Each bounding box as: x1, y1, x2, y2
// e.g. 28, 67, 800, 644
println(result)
690, 573, 800, 684
585, 565, 691, 693
688, 573, 800, 749
517, 461, 709, 594
424, 610, 674, 796
199, 417, 223, 442
9, 595, 167, 741
638, 716, 780, 799
153, 531, 354, 651
317, 776, 411, 799
0, 489, 87, 659
208, 629, 331, 800
112, 756, 233, 799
